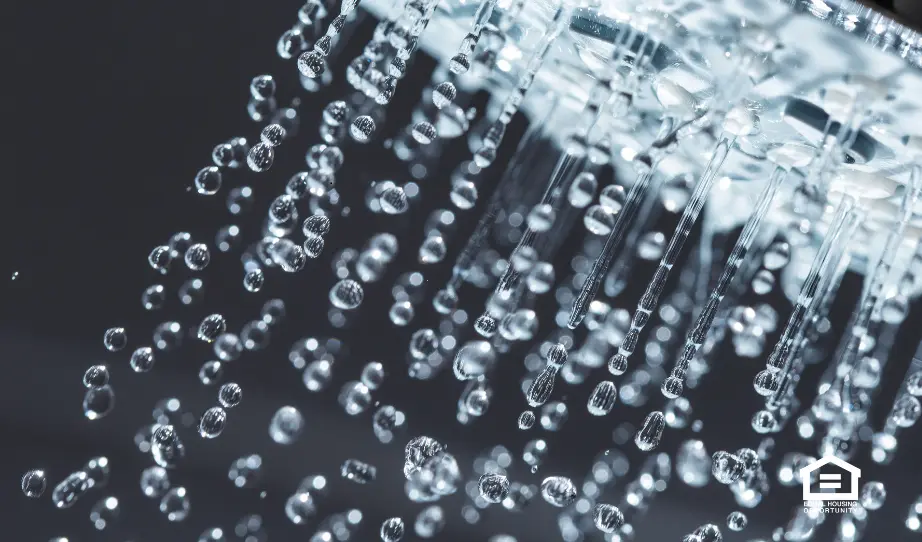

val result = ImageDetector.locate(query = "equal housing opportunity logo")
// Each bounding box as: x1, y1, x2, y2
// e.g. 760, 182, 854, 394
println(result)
799, 456, 862, 513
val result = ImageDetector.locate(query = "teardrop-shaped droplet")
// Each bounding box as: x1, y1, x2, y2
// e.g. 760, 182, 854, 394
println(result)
587, 381, 617, 416
635, 411, 666, 452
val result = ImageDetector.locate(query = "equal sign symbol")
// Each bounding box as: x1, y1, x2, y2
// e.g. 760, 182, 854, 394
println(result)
819, 473, 841, 489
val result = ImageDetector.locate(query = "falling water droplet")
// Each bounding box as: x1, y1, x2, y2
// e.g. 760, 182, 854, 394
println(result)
140, 466, 170, 498
21, 470, 47, 498
160, 487, 190, 522
726, 511, 748, 531
351, 115, 376, 142
269, 406, 304, 444
432, 82, 456, 109
592, 503, 625, 533
635, 411, 666, 452
330, 279, 364, 309
199, 407, 227, 438
103, 327, 127, 351
84, 386, 116, 420
587, 381, 618, 416
478, 473, 510, 503
540, 476, 577, 507
517, 410, 535, 429
83, 365, 110, 389
381, 517, 405, 542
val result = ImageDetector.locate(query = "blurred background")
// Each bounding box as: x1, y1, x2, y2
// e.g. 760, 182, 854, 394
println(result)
4, 1, 922, 541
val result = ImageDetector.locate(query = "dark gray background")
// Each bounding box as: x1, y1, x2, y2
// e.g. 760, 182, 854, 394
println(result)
4, 1, 922, 541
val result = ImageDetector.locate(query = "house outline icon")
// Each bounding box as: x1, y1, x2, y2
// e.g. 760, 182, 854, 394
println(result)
800, 456, 861, 501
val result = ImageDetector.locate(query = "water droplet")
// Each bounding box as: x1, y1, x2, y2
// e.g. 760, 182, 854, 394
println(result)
449, 53, 470, 74
285, 491, 317, 524
727, 511, 748, 531
214, 333, 243, 361
83, 456, 109, 489
860, 480, 886, 509
198, 314, 227, 343
406, 330, 438, 362
298, 50, 326, 78
635, 411, 666, 451
479, 473, 510, 503
199, 406, 227, 438
341, 459, 377, 484
304, 359, 334, 391
140, 466, 170, 498
637, 231, 666, 260
450, 180, 478, 209
693, 523, 723, 542
261, 123, 286, 147
250, 74, 276, 100
149, 246, 172, 274
323, 101, 349, 127
89, 496, 119, 530
711, 451, 745, 484
360, 362, 386, 390
372, 405, 407, 444
432, 82, 456, 109
260, 299, 286, 327
52, 471, 90, 508
517, 410, 535, 430
84, 386, 116, 420
412, 122, 437, 144
763, 241, 790, 269
198, 361, 222, 385
380, 517, 405, 542
269, 406, 304, 444
303, 214, 332, 237
881, 295, 909, 324
330, 279, 364, 309
381, 186, 409, 214
229, 454, 263, 488
339, 380, 372, 415
103, 327, 127, 352
247, 143, 275, 172
677, 440, 710, 487
526, 204, 556, 232
453, 341, 494, 380
83, 365, 109, 389
195, 166, 222, 195
21, 469, 47, 498
419, 235, 447, 264
198, 527, 226, 542
389, 300, 415, 326
540, 401, 568, 431
184, 243, 211, 271
540, 476, 577, 507
526, 366, 558, 407
751, 269, 775, 295
244, 268, 265, 292
404, 436, 445, 479
593, 503, 624, 533
587, 381, 617, 416
351, 115, 376, 142
664, 397, 693, 428
269, 239, 307, 272
160, 487, 190, 522
179, 278, 205, 304
219, 382, 242, 408
227, 186, 254, 215
584, 205, 616, 235
414, 505, 445, 538
473, 314, 497, 338
152, 425, 186, 468
142, 284, 166, 310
